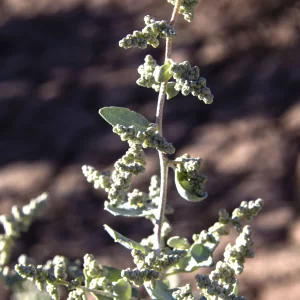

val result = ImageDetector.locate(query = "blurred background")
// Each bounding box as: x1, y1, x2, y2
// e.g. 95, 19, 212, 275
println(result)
0, 0, 299, 299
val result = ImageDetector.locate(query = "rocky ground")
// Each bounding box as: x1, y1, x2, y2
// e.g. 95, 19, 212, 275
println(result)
0, 0, 299, 299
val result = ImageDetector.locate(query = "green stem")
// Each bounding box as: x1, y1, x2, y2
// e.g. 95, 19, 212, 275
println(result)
154, 0, 183, 252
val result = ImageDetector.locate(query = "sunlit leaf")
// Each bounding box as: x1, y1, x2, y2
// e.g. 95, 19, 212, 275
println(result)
104, 225, 147, 253
99, 106, 150, 132
166, 82, 179, 100
112, 278, 132, 300
190, 243, 211, 263
167, 236, 190, 250
104, 201, 156, 218
153, 61, 173, 83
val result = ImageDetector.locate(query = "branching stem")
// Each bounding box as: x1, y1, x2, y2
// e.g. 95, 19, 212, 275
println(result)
154, 0, 182, 252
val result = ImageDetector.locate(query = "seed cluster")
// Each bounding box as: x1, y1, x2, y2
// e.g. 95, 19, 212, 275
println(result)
167, 0, 198, 22
176, 154, 208, 198
113, 123, 175, 154
82, 166, 111, 192
172, 284, 195, 300
196, 227, 253, 299
136, 55, 161, 92
170, 61, 214, 104
108, 144, 146, 206
119, 15, 176, 49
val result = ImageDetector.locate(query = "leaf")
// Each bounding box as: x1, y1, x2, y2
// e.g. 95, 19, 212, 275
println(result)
190, 243, 211, 263
104, 225, 147, 253
153, 61, 173, 83
174, 253, 213, 273
167, 236, 190, 250
104, 201, 156, 218
232, 279, 239, 296
99, 107, 150, 132
144, 281, 175, 300
102, 266, 122, 282
112, 279, 132, 300
174, 169, 208, 202
166, 82, 179, 100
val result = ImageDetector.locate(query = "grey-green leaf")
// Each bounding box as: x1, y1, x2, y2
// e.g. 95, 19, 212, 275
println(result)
144, 281, 175, 300
166, 82, 179, 100
174, 253, 213, 273
104, 201, 156, 218
112, 279, 132, 300
190, 243, 211, 263
167, 236, 190, 250
99, 107, 150, 132
174, 169, 208, 202
153, 61, 173, 83
232, 279, 239, 296
104, 225, 147, 253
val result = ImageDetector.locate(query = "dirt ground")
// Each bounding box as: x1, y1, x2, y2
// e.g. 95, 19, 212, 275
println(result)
0, 0, 299, 299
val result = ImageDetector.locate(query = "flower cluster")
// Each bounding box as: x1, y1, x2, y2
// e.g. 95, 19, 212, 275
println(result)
193, 199, 264, 251
15, 256, 68, 300
108, 143, 146, 206
170, 61, 214, 104
121, 268, 159, 286
132, 248, 186, 272
196, 226, 254, 299
172, 284, 195, 300
113, 123, 175, 154
0, 194, 47, 267
167, 0, 198, 22
136, 55, 161, 92
128, 189, 148, 209
119, 15, 176, 49
81, 166, 111, 192
175, 154, 208, 198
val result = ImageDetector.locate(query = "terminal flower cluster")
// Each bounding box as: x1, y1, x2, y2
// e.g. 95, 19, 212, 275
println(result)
119, 15, 176, 49
167, 0, 198, 22
196, 226, 255, 300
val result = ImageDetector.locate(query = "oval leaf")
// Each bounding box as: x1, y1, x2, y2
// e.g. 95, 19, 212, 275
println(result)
154, 62, 172, 83
113, 279, 132, 300
190, 243, 211, 263
104, 201, 156, 218
166, 82, 179, 100
99, 107, 150, 132
174, 254, 213, 273
104, 225, 147, 253
167, 236, 190, 250
174, 169, 208, 202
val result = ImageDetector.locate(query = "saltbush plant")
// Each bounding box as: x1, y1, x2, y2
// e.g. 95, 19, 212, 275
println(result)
0, 1, 264, 299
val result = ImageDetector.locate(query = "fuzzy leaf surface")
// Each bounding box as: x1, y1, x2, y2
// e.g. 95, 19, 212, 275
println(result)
166, 82, 179, 99
153, 61, 173, 83
112, 278, 132, 300
104, 225, 147, 253
99, 106, 150, 132
104, 201, 156, 218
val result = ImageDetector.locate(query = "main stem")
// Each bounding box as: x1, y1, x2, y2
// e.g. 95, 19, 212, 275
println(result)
154, 0, 182, 252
